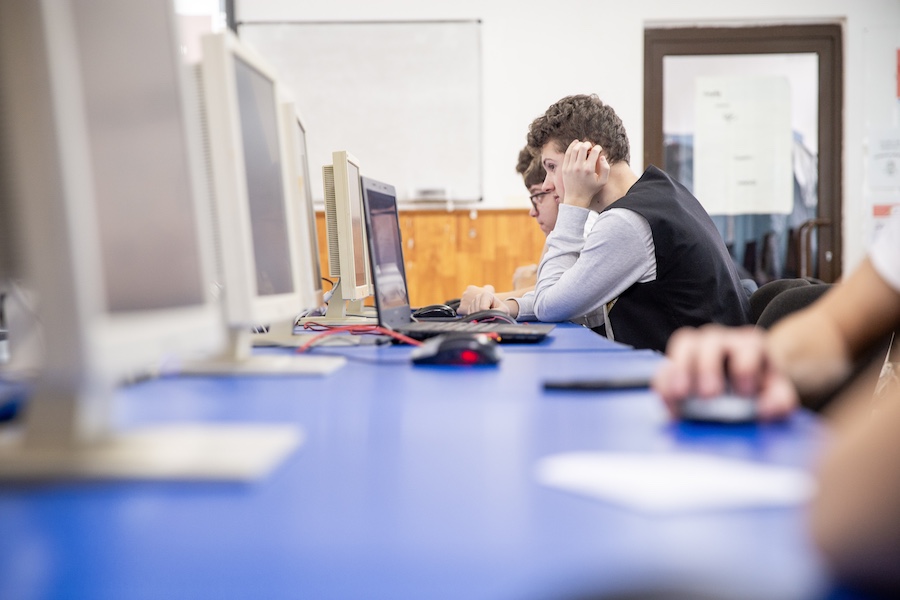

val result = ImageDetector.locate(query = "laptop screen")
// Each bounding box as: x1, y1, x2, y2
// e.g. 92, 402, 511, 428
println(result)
360, 176, 414, 329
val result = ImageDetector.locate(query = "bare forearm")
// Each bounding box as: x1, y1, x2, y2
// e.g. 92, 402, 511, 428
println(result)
768, 259, 900, 399
811, 384, 900, 592
493, 285, 535, 301
766, 308, 852, 400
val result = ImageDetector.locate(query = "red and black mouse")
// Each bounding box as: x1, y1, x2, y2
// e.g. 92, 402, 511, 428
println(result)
410, 333, 501, 366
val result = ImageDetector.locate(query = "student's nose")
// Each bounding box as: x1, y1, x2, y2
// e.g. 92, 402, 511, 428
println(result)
542, 174, 553, 192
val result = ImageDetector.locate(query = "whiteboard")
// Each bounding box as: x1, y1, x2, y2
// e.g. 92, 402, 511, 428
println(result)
237, 20, 482, 204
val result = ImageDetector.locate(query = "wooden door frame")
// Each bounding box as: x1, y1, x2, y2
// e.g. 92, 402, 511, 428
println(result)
643, 24, 843, 281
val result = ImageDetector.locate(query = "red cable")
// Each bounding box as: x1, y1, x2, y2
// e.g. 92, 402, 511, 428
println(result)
295, 322, 423, 353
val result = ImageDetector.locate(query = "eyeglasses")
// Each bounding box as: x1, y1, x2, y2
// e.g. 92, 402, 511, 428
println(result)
529, 191, 551, 209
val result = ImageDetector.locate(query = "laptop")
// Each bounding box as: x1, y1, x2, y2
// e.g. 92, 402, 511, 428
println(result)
360, 176, 554, 344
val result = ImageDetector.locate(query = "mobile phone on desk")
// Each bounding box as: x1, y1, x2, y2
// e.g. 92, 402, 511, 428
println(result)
542, 376, 652, 391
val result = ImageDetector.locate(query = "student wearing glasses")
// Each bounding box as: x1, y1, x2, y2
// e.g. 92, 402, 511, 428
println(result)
511, 147, 554, 291
521, 148, 558, 238
457, 147, 605, 327
456, 148, 552, 306
462, 94, 749, 351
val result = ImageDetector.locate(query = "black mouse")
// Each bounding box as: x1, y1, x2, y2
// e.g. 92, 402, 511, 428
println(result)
462, 309, 516, 325
412, 304, 457, 319
410, 333, 502, 366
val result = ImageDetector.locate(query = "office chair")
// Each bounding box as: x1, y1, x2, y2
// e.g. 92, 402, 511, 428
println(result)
755, 282, 833, 329
749, 278, 810, 324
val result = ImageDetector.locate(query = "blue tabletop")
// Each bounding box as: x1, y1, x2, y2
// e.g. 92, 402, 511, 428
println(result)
0, 326, 837, 600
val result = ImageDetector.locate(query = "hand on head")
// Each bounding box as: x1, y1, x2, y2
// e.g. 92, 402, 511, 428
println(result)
651, 324, 800, 421
457, 284, 511, 317
562, 140, 610, 208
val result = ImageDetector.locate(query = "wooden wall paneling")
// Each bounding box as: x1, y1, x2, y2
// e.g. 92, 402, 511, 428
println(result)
456, 210, 489, 295
494, 210, 544, 293
404, 211, 459, 306
313, 209, 546, 310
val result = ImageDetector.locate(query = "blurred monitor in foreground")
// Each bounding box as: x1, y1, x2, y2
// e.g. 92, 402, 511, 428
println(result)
0, 0, 301, 481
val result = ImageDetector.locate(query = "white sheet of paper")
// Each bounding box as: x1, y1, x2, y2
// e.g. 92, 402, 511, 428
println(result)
535, 451, 816, 514
867, 128, 900, 189
693, 76, 794, 215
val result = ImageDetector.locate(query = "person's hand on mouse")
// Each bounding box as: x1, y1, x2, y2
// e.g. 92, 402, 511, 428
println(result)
458, 284, 514, 317
561, 140, 610, 209
651, 324, 799, 421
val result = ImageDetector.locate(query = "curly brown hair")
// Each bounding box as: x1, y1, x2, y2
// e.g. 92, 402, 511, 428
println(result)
527, 94, 630, 165
516, 146, 533, 176
515, 146, 546, 188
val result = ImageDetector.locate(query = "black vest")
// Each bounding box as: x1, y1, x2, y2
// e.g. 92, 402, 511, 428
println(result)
591, 166, 750, 351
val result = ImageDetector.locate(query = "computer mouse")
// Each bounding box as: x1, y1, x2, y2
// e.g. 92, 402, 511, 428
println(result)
678, 393, 758, 424
462, 309, 517, 325
412, 304, 457, 319
444, 298, 462, 312
410, 333, 502, 366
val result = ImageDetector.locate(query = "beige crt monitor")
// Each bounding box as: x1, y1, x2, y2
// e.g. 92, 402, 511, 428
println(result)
181, 30, 344, 373
250, 89, 328, 347
0, 0, 301, 481
281, 97, 325, 313
301, 150, 376, 325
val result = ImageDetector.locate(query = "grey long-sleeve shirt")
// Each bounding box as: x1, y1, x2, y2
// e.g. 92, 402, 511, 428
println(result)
514, 204, 656, 326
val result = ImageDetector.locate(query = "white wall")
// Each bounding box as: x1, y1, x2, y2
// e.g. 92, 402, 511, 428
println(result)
237, 0, 900, 274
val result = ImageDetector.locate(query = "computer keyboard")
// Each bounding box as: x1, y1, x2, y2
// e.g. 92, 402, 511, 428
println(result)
398, 321, 554, 343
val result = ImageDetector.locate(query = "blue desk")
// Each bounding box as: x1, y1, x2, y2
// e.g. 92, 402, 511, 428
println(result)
0, 326, 835, 599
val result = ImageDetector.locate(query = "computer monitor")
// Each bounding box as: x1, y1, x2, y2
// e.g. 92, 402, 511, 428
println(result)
185, 30, 345, 370
0, 0, 300, 480
314, 150, 376, 324
278, 96, 324, 312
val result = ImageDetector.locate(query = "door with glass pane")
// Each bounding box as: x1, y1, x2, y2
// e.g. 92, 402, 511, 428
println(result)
644, 25, 842, 283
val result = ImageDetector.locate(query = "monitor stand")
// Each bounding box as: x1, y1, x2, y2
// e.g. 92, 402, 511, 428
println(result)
251, 319, 309, 347
179, 328, 346, 376
295, 280, 376, 328
0, 382, 302, 481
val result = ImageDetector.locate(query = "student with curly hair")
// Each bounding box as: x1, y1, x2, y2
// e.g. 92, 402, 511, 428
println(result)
463, 94, 749, 351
